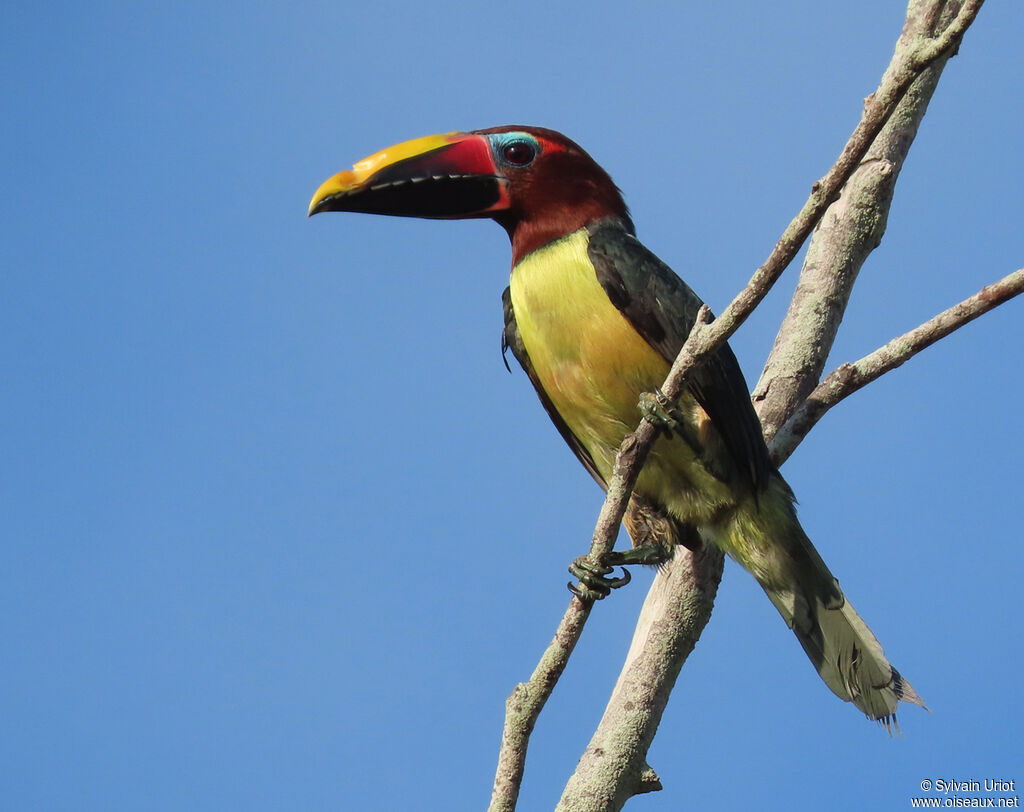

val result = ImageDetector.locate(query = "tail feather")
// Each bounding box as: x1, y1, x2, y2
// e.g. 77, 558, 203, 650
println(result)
769, 587, 926, 728
717, 478, 925, 727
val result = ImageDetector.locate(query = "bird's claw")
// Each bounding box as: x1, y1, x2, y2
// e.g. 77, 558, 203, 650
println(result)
568, 554, 632, 601
638, 389, 707, 457
638, 388, 684, 434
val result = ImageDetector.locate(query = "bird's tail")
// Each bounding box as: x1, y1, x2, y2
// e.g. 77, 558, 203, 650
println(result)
713, 476, 925, 728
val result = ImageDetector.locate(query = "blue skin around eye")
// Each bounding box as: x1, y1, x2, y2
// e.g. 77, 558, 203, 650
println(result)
488, 132, 540, 165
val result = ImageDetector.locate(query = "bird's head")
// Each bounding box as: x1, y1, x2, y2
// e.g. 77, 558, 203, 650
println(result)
308, 126, 632, 263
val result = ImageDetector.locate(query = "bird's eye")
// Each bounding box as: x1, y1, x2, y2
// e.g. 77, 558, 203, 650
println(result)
502, 140, 536, 166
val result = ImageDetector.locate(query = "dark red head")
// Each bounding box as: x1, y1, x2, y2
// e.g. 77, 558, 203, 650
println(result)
309, 126, 632, 263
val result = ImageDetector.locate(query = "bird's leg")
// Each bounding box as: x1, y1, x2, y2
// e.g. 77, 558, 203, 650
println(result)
637, 389, 706, 457
568, 493, 690, 600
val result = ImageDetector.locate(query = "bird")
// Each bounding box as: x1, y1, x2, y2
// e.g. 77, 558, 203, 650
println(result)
307, 125, 924, 726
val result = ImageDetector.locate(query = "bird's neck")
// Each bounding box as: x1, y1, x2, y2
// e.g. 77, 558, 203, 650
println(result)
503, 213, 634, 266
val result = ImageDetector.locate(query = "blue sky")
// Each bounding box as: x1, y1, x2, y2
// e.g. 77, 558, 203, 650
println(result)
3, 2, 1021, 810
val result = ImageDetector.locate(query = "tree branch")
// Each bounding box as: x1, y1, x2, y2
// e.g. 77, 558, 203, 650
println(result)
556, 543, 724, 811
488, 2, 986, 809
769, 268, 1024, 466
754, 0, 974, 441
571, 0, 984, 583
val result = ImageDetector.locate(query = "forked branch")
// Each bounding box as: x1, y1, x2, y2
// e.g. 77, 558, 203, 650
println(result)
769, 268, 1024, 466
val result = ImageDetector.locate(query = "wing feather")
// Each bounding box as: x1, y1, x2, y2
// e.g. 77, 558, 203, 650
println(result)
587, 219, 773, 494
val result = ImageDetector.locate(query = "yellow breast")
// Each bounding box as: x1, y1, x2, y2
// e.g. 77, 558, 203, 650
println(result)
509, 228, 735, 521
509, 230, 669, 473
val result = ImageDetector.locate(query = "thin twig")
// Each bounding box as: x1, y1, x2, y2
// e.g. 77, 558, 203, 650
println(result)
769, 268, 1024, 466
489, 599, 592, 811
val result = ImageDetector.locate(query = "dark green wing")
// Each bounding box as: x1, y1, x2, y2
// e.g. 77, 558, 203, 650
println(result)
501, 286, 606, 489
587, 219, 773, 494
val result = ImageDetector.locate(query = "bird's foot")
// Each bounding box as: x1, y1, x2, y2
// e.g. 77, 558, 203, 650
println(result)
638, 389, 685, 434
568, 555, 630, 601
567, 544, 669, 601
638, 389, 705, 456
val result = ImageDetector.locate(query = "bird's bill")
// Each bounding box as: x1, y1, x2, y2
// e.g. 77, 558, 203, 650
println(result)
308, 132, 509, 219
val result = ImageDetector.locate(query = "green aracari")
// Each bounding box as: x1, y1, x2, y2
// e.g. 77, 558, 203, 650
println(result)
308, 126, 924, 726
